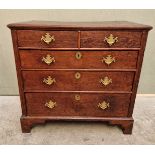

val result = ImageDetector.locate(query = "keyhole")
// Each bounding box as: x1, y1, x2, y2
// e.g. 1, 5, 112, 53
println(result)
75, 52, 82, 60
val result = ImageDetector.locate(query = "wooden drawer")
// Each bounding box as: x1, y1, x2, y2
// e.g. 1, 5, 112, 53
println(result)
17, 30, 78, 48
25, 93, 131, 117
22, 71, 134, 91
20, 50, 138, 69
80, 31, 142, 48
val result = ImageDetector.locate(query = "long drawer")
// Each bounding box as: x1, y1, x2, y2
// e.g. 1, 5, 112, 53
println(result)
20, 50, 138, 69
22, 71, 134, 91
17, 30, 78, 48
25, 93, 131, 117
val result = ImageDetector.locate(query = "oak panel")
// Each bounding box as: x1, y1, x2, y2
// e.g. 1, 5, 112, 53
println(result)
20, 50, 138, 69
22, 71, 134, 91
17, 30, 78, 48
81, 31, 142, 48
26, 93, 131, 117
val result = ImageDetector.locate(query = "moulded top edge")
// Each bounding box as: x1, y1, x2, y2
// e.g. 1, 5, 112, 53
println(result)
7, 20, 153, 30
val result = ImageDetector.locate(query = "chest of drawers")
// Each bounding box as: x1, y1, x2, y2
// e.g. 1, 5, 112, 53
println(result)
8, 21, 152, 134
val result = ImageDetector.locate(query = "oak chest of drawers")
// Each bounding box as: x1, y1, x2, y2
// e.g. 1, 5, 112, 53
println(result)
8, 21, 152, 134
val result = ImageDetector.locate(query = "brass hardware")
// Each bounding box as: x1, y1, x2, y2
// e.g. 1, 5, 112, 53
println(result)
75, 94, 80, 101
42, 54, 55, 65
41, 33, 55, 44
43, 76, 56, 85
45, 100, 56, 109
104, 34, 118, 46
102, 55, 115, 65
100, 76, 112, 86
75, 52, 82, 60
98, 101, 110, 110
75, 72, 81, 79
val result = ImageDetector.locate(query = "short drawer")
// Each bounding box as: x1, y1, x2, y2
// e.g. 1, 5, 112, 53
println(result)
17, 30, 78, 48
80, 31, 142, 48
25, 93, 131, 117
22, 71, 134, 91
20, 50, 138, 69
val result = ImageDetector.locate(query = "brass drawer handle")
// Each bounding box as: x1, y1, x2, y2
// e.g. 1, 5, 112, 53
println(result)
102, 55, 115, 65
75, 94, 80, 101
75, 52, 82, 60
98, 101, 110, 110
41, 33, 55, 44
43, 76, 56, 85
104, 34, 118, 46
45, 100, 56, 109
75, 72, 81, 79
42, 54, 55, 65
100, 76, 112, 86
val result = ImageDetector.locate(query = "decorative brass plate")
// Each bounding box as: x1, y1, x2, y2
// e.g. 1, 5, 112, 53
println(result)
104, 34, 118, 46
102, 55, 115, 65
42, 54, 55, 65
100, 76, 112, 86
41, 33, 55, 44
43, 76, 56, 85
98, 101, 110, 110
45, 100, 56, 109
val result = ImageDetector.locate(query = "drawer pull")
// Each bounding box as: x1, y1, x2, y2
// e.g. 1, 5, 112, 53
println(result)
104, 34, 118, 46
75, 94, 80, 101
45, 100, 56, 109
41, 33, 55, 44
42, 54, 55, 65
98, 101, 110, 110
100, 76, 112, 86
75, 52, 82, 60
75, 72, 81, 79
102, 55, 115, 65
43, 76, 56, 85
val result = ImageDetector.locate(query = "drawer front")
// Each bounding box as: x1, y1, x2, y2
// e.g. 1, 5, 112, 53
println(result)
81, 31, 142, 48
22, 71, 134, 91
17, 30, 78, 48
25, 93, 131, 117
20, 50, 138, 69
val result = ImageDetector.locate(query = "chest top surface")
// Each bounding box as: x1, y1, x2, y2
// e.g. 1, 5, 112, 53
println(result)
7, 20, 152, 30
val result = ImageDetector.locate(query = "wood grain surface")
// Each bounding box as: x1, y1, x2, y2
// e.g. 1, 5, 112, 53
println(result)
81, 31, 142, 48
22, 70, 135, 91
20, 50, 138, 69
25, 92, 131, 117
17, 30, 78, 48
